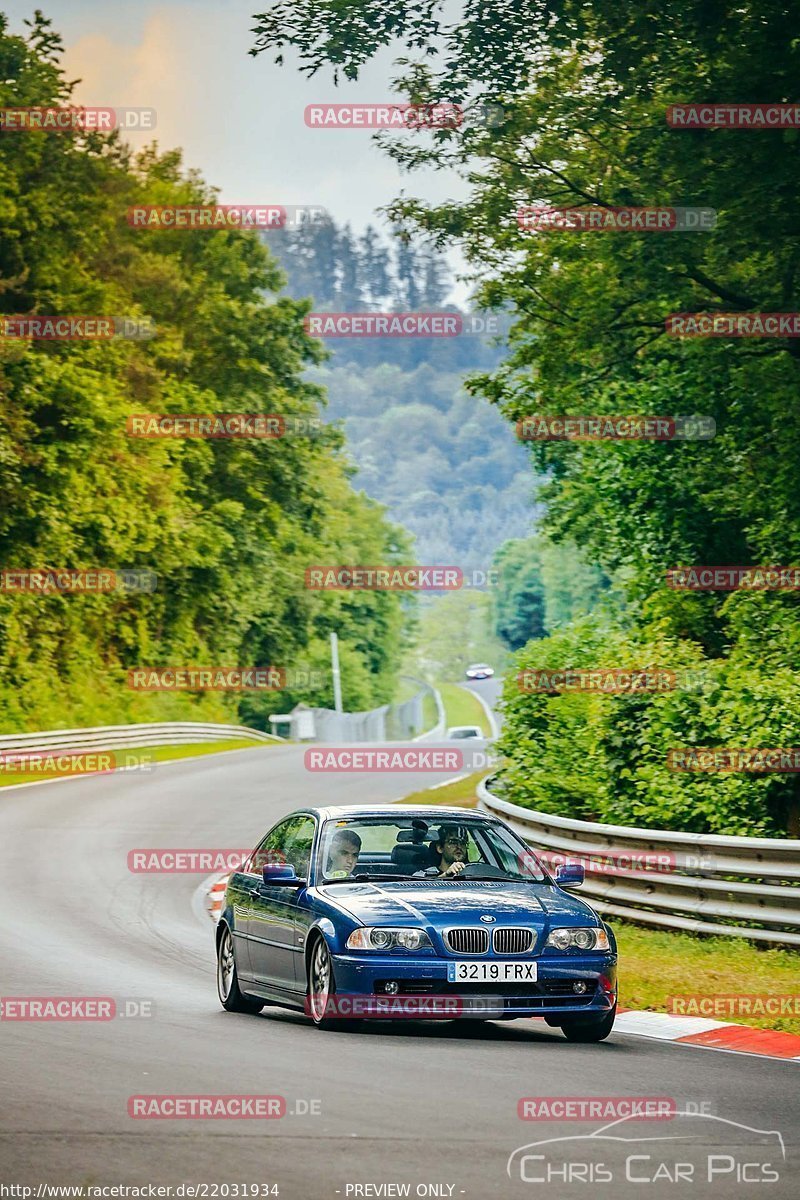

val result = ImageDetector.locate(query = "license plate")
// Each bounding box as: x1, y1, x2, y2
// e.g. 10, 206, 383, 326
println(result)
447, 961, 537, 983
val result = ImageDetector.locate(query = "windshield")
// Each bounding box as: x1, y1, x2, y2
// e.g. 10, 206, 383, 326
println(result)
317, 816, 548, 883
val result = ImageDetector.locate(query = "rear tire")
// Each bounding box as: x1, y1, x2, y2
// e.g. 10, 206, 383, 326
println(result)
560, 1004, 616, 1043
217, 924, 263, 1014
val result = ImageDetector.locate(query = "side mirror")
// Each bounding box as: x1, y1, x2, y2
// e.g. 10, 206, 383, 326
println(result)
555, 863, 585, 889
262, 863, 304, 887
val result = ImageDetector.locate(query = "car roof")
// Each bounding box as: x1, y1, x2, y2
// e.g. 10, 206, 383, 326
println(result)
307, 804, 492, 822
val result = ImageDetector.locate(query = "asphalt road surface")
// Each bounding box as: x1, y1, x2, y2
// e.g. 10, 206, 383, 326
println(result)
1, 744, 797, 1199
460, 676, 503, 735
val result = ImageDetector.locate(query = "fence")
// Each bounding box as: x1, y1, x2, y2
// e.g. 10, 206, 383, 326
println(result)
477, 776, 800, 946
305, 678, 443, 743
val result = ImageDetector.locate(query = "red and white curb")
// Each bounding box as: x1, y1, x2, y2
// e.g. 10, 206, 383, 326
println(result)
206, 873, 229, 923
197, 875, 799, 1061
615, 1008, 800, 1062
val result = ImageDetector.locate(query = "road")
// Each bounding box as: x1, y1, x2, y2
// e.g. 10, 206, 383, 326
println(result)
1, 744, 797, 1198
460, 676, 503, 736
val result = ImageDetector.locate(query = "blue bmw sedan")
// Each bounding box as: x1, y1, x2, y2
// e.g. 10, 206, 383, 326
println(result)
216, 805, 618, 1041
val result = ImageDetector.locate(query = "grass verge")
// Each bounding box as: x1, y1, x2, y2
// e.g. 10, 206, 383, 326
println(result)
615, 923, 800, 1034
396, 770, 484, 810
437, 682, 492, 735
399, 772, 800, 1034
0, 737, 277, 787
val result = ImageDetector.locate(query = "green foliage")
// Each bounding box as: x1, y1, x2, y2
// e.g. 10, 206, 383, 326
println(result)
312, 361, 533, 568
404, 590, 508, 682
0, 15, 410, 731
492, 538, 546, 650
251, 0, 800, 836
492, 535, 612, 649
498, 618, 800, 836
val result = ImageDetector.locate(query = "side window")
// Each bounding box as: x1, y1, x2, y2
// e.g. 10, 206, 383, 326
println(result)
248, 816, 316, 877
282, 817, 316, 878
248, 821, 291, 874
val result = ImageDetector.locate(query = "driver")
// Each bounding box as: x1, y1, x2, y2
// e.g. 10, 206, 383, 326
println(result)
419, 824, 469, 878
326, 829, 362, 878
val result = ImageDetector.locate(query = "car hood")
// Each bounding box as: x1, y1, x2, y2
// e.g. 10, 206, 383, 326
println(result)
318, 880, 598, 927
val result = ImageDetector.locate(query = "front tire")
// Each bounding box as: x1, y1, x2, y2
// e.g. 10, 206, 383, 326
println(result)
560, 1003, 616, 1043
306, 936, 361, 1031
217, 924, 263, 1014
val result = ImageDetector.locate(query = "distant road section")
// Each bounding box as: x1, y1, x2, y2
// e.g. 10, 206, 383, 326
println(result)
461, 675, 502, 737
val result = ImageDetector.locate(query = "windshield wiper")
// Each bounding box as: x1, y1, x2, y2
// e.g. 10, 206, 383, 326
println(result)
323, 872, 410, 884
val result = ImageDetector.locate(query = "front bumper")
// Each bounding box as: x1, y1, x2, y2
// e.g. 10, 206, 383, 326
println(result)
331, 951, 617, 1020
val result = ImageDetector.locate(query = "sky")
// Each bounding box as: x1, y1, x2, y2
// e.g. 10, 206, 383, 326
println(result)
1, 1, 468, 250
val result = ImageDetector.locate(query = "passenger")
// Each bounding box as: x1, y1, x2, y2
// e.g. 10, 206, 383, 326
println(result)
326, 829, 362, 877
418, 824, 469, 878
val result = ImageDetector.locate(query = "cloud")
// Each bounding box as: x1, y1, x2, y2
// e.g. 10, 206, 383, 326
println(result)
60, 4, 467, 233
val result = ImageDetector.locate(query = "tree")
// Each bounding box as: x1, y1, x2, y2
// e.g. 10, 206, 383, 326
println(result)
359, 225, 393, 306
492, 540, 547, 650
336, 223, 364, 309
0, 13, 412, 731
247, 0, 800, 832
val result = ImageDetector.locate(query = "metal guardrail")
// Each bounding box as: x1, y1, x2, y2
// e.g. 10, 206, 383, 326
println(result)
477, 776, 800, 947
0, 721, 280, 754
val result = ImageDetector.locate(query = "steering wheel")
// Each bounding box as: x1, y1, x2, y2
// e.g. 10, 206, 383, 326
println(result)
456, 862, 506, 880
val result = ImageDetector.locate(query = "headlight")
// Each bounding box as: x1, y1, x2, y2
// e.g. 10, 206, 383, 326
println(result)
545, 927, 610, 952
346, 927, 433, 952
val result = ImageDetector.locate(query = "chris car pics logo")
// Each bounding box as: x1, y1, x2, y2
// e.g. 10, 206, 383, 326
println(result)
507, 1112, 785, 1185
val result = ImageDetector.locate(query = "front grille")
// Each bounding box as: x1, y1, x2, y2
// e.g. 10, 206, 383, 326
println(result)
492, 927, 533, 955
444, 928, 489, 954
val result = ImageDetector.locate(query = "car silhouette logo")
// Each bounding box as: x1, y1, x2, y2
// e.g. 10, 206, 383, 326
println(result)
480, 915, 496, 923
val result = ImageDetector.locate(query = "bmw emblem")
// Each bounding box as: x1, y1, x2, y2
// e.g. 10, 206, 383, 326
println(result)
479, 915, 496, 923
